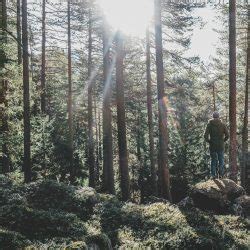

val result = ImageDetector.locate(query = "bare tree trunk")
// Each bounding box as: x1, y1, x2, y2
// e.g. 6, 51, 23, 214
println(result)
102, 19, 114, 194
212, 82, 216, 112
229, 0, 237, 182
241, 8, 249, 188
67, 0, 74, 182
17, 0, 22, 65
0, 0, 10, 173
154, 0, 171, 201
22, 0, 31, 182
94, 91, 100, 183
87, 8, 95, 188
115, 31, 130, 201
146, 27, 157, 196
41, 0, 46, 113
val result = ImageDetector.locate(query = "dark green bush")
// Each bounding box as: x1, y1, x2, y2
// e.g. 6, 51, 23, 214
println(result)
0, 204, 87, 239
0, 228, 30, 249
25, 180, 99, 220
0, 175, 12, 188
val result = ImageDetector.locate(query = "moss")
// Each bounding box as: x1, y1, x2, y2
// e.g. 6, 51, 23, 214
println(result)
96, 199, 250, 249
0, 176, 249, 249
0, 204, 87, 240
0, 228, 30, 249
25, 180, 99, 220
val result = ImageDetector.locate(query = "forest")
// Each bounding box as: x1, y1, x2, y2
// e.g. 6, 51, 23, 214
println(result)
0, 0, 249, 248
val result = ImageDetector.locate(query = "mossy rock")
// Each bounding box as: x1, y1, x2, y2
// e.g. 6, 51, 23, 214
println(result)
190, 179, 245, 213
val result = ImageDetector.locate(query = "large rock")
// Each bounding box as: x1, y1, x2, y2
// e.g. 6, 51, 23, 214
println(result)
190, 179, 245, 213
233, 195, 250, 217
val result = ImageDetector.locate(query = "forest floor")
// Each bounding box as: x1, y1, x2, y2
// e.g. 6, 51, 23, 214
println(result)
0, 174, 249, 249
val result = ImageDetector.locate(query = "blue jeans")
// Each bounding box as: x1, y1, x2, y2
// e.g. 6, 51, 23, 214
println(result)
210, 151, 224, 177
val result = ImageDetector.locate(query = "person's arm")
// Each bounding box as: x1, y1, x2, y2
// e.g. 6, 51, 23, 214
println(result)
224, 124, 229, 141
204, 123, 210, 143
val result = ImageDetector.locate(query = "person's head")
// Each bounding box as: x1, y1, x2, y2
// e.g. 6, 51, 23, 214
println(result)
212, 111, 220, 119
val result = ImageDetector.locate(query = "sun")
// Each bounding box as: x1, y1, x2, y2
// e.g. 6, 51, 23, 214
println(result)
97, 0, 154, 37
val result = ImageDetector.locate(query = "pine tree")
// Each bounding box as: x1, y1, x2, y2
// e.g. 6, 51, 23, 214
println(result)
67, 0, 74, 182
41, 0, 46, 113
241, 5, 249, 188
17, 0, 22, 65
146, 27, 157, 196
102, 18, 115, 194
22, 0, 31, 182
115, 31, 130, 201
87, 7, 95, 188
229, 0, 237, 182
154, 0, 171, 201
0, 0, 10, 173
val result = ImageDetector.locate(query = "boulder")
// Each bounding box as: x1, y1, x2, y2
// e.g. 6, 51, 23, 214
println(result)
178, 196, 194, 208
190, 179, 245, 213
233, 195, 250, 217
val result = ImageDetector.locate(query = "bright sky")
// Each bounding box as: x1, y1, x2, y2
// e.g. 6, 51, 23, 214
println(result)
98, 0, 153, 37
187, 5, 221, 63
97, 0, 221, 63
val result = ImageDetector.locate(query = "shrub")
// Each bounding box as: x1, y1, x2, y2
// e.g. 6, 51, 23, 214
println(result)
25, 180, 99, 220
0, 204, 87, 240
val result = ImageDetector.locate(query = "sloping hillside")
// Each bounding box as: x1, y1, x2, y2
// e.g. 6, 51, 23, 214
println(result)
0, 175, 249, 249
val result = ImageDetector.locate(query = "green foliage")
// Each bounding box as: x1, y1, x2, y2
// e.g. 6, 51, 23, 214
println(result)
0, 228, 31, 249
95, 196, 250, 249
25, 180, 99, 220
0, 204, 87, 239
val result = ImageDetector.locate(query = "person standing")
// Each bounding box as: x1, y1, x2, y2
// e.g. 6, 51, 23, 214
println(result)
204, 112, 229, 179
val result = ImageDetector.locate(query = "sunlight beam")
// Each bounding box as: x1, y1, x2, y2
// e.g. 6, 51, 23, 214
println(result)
97, 0, 153, 37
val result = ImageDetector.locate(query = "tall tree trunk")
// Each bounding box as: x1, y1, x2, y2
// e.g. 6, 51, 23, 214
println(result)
229, 0, 237, 182
154, 0, 171, 201
22, 0, 31, 182
17, 0, 22, 65
241, 8, 249, 188
0, 0, 10, 173
212, 82, 216, 112
67, 0, 74, 182
87, 8, 95, 188
41, 0, 46, 113
102, 19, 115, 194
146, 27, 157, 196
94, 92, 100, 183
115, 31, 130, 201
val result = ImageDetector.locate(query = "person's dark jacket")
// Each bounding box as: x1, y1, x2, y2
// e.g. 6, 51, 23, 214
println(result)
204, 118, 229, 152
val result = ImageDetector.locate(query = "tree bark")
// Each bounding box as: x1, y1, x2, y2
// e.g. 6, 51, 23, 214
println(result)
115, 31, 130, 201
102, 19, 115, 194
41, 0, 46, 113
146, 27, 157, 196
94, 91, 100, 183
0, 0, 10, 173
22, 0, 31, 182
241, 7, 249, 188
87, 8, 95, 188
229, 0, 237, 182
212, 82, 216, 112
154, 0, 172, 201
67, 0, 74, 182
17, 0, 22, 65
